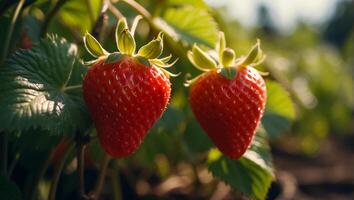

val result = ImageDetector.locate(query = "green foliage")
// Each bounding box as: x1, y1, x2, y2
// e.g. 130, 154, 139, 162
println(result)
58, 0, 102, 34
0, 36, 90, 135
157, 6, 218, 47
0, 176, 22, 200
262, 80, 296, 138
165, 0, 208, 8
208, 129, 273, 200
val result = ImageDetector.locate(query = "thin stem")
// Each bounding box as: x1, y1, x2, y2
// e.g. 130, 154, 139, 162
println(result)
92, 0, 109, 40
62, 85, 82, 92
77, 139, 86, 198
110, 166, 122, 200
0, 0, 25, 65
120, 0, 152, 23
49, 139, 75, 200
40, 0, 69, 37
89, 153, 111, 200
130, 15, 143, 36
30, 145, 58, 200
0, 132, 8, 176
107, 0, 124, 19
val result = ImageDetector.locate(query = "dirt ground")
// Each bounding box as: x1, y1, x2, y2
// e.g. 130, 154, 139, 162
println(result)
271, 134, 354, 200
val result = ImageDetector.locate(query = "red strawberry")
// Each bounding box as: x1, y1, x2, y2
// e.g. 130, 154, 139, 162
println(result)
82, 17, 175, 158
187, 33, 266, 159
189, 67, 266, 159
83, 58, 170, 157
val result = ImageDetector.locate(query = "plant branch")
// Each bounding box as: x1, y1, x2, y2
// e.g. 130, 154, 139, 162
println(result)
77, 137, 86, 198
120, 0, 152, 24
75, 132, 90, 199
0, 0, 25, 65
92, 0, 109, 41
89, 153, 111, 200
110, 164, 122, 200
40, 0, 69, 37
30, 145, 58, 200
107, 0, 124, 19
49, 139, 75, 200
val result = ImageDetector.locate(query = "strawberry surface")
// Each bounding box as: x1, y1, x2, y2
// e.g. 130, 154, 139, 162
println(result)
189, 66, 266, 159
83, 57, 171, 157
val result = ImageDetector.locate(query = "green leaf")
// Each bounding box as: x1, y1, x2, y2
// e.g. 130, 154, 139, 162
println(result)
208, 129, 274, 200
105, 52, 125, 64
0, 175, 22, 200
137, 33, 164, 59
57, 0, 102, 34
84, 32, 108, 58
219, 67, 237, 80
187, 44, 217, 71
118, 29, 136, 55
0, 35, 90, 135
262, 81, 296, 138
157, 7, 218, 47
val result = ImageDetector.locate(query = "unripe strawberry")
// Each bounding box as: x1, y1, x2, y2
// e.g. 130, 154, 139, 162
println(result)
82, 17, 177, 158
187, 33, 267, 159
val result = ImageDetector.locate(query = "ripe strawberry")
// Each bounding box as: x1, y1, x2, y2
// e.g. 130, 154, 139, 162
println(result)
82, 17, 176, 158
187, 33, 266, 159
83, 58, 170, 157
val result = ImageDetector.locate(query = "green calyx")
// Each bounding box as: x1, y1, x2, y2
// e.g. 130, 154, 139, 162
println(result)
84, 31, 108, 58
237, 39, 266, 67
185, 31, 266, 85
83, 16, 177, 77
137, 32, 163, 59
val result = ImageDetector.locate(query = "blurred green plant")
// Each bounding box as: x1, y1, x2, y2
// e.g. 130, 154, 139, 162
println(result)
2, 0, 351, 199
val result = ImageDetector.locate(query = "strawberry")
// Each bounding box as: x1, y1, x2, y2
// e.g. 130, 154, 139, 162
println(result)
186, 33, 266, 159
82, 17, 176, 158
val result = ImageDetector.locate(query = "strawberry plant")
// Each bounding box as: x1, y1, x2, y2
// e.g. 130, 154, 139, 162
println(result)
0, 0, 296, 200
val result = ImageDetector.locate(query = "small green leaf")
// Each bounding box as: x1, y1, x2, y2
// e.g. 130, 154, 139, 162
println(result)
135, 56, 150, 67
115, 17, 128, 46
84, 31, 107, 57
105, 52, 126, 64
221, 48, 235, 67
217, 32, 226, 59
0, 175, 22, 200
118, 29, 136, 55
0, 35, 90, 134
219, 67, 237, 80
262, 81, 296, 138
157, 7, 218, 47
208, 129, 274, 200
137, 33, 164, 59
187, 44, 217, 71
241, 39, 264, 66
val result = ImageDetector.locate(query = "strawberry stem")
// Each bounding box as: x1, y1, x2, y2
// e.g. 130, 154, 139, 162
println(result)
75, 132, 91, 199
48, 139, 75, 200
89, 153, 111, 199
